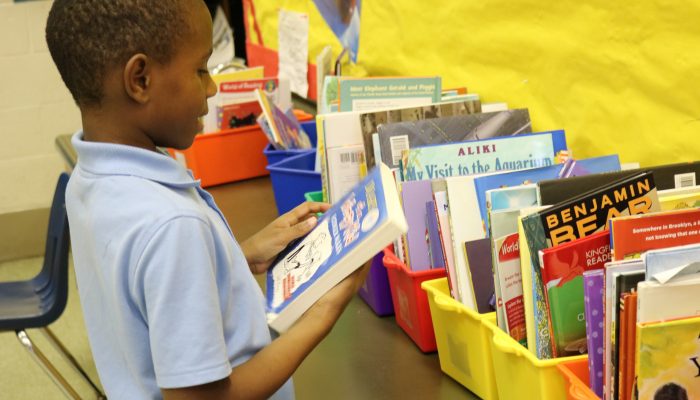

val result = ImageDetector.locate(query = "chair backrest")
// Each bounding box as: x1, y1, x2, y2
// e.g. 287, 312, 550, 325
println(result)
31, 172, 70, 325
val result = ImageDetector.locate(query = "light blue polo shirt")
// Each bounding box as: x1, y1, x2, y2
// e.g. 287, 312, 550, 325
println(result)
66, 131, 294, 400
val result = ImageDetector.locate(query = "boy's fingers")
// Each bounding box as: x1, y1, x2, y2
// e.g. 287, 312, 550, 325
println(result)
285, 201, 330, 223
289, 215, 318, 239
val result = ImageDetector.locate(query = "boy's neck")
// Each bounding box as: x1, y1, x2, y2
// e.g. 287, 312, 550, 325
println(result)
81, 107, 158, 152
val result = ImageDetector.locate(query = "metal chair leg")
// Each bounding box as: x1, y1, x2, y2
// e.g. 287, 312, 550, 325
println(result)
40, 327, 107, 400
16, 330, 81, 400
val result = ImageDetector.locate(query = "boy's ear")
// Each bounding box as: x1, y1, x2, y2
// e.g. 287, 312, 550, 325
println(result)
123, 54, 152, 104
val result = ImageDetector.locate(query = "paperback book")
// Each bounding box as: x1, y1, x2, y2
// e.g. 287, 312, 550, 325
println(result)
582, 269, 604, 398
266, 163, 408, 333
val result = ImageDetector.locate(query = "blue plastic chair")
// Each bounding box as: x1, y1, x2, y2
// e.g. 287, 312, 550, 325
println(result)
0, 172, 105, 399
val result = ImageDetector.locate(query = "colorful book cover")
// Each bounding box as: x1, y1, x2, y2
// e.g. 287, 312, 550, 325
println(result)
266, 164, 408, 333
463, 238, 496, 313
660, 190, 700, 210
486, 184, 539, 212
492, 225, 527, 345
583, 269, 604, 399
218, 100, 261, 130
474, 154, 621, 235
400, 180, 434, 271
539, 230, 610, 357
338, 76, 442, 112
609, 207, 700, 261
523, 171, 659, 359
635, 315, 700, 400
374, 105, 524, 169
361, 99, 482, 169
401, 130, 567, 182
256, 89, 311, 150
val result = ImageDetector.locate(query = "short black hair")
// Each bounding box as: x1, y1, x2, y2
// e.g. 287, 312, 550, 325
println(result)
46, 0, 192, 108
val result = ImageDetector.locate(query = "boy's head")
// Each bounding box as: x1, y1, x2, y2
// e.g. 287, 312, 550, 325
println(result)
46, 0, 216, 150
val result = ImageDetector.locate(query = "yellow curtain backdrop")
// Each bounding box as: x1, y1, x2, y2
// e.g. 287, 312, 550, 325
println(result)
252, 0, 699, 167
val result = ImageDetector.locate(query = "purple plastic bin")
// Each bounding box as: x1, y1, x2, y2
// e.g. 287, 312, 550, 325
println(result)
358, 252, 394, 316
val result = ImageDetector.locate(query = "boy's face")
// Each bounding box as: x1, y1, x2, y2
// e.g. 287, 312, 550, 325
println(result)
146, 0, 216, 150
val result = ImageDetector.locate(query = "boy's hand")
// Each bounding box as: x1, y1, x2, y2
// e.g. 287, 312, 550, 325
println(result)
241, 201, 330, 274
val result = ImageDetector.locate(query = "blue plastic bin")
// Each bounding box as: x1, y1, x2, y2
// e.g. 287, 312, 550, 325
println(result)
266, 150, 322, 215
262, 120, 317, 166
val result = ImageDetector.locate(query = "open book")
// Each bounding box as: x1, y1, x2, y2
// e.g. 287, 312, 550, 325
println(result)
266, 163, 408, 333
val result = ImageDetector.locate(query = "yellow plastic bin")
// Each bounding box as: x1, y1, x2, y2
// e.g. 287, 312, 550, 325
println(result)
483, 318, 587, 400
422, 278, 499, 400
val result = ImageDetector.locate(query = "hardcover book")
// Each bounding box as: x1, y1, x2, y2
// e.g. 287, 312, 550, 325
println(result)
523, 171, 659, 359
463, 238, 496, 313
538, 230, 610, 356
255, 89, 311, 150
425, 200, 445, 270
266, 163, 408, 333
609, 207, 700, 260
400, 129, 566, 182
374, 107, 528, 169
582, 269, 604, 399
635, 315, 700, 400
618, 291, 637, 400
611, 271, 645, 400
474, 154, 620, 235
433, 190, 459, 301
638, 257, 700, 324
538, 160, 700, 205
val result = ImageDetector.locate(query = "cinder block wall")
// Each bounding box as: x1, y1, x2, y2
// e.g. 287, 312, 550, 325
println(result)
0, 0, 81, 260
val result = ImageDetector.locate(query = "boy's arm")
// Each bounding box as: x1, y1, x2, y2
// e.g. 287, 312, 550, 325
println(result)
241, 202, 330, 274
161, 262, 369, 400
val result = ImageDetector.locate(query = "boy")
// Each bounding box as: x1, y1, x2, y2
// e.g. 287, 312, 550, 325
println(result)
46, 1, 368, 399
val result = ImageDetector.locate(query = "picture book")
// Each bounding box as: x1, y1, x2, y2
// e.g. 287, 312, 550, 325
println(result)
218, 100, 261, 130
204, 77, 290, 134
463, 238, 496, 313
491, 209, 527, 345
486, 184, 539, 212
611, 271, 644, 400
255, 89, 311, 150
538, 230, 610, 357
374, 107, 528, 169
602, 259, 644, 400
426, 200, 445, 270
338, 76, 442, 112
361, 99, 482, 169
400, 180, 434, 271
609, 207, 700, 260
523, 171, 658, 359
433, 190, 459, 301
659, 189, 700, 210
537, 160, 700, 206
582, 269, 604, 399
202, 67, 265, 132
518, 206, 550, 356
400, 130, 567, 182
266, 163, 408, 333
637, 262, 700, 324
635, 315, 700, 400
644, 242, 700, 278
474, 154, 621, 235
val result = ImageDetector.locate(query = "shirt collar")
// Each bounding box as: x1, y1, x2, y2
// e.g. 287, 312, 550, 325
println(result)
71, 131, 200, 189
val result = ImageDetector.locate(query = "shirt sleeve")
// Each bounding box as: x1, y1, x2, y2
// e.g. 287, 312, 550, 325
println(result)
132, 215, 233, 389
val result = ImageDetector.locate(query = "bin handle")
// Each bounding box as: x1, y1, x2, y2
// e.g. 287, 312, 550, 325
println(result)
569, 381, 592, 399
492, 333, 524, 357
433, 294, 464, 314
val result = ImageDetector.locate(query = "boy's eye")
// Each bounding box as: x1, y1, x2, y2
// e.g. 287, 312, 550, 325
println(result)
198, 69, 209, 75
